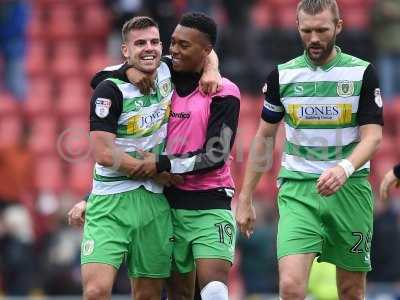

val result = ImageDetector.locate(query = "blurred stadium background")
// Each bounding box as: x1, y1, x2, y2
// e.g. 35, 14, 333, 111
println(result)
0, 0, 400, 299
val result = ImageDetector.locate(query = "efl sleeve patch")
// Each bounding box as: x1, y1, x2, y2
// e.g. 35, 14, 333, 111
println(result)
95, 98, 112, 118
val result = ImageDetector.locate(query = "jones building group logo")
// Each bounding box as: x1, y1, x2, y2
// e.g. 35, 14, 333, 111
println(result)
299, 105, 340, 120
127, 105, 169, 135
287, 103, 353, 126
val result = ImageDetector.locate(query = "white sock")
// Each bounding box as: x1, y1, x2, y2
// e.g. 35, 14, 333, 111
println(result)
200, 281, 229, 300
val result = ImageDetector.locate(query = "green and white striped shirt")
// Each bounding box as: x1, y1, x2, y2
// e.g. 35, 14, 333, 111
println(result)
90, 62, 173, 195
261, 47, 383, 181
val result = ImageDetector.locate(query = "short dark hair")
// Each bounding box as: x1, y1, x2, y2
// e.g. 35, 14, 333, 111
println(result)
297, 0, 340, 23
122, 16, 159, 43
179, 12, 217, 47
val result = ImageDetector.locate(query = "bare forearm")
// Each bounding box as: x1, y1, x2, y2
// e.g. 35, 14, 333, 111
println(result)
347, 138, 380, 169
241, 134, 274, 197
347, 126, 382, 170
94, 147, 143, 176
90, 131, 144, 177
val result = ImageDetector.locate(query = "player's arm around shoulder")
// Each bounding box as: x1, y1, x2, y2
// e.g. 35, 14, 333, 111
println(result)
91, 62, 156, 95
90, 63, 126, 89
213, 77, 241, 99
200, 49, 222, 95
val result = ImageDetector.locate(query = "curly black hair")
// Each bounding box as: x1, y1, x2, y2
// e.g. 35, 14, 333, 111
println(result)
179, 12, 217, 47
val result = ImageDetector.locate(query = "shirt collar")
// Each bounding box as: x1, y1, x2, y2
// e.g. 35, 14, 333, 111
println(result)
303, 46, 342, 71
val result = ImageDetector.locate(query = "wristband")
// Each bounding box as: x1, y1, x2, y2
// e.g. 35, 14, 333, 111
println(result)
394, 163, 400, 180
338, 159, 355, 178
156, 155, 171, 173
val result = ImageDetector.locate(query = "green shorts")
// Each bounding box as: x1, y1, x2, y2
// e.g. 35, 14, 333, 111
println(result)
171, 209, 236, 274
277, 178, 373, 272
81, 187, 173, 278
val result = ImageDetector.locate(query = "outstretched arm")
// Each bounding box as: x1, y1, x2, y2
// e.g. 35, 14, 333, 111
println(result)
91, 50, 222, 95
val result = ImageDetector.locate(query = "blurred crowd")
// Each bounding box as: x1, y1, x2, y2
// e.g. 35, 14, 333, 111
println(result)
0, 0, 400, 298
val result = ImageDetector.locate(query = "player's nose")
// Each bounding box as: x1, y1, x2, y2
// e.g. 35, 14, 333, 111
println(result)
310, 31, 320, 43
169, 43, 178, 55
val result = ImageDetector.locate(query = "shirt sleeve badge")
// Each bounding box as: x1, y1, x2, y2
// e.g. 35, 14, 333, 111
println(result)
374, 88, 383, 108
262, 83, 268, 94
95, 98, 112, 118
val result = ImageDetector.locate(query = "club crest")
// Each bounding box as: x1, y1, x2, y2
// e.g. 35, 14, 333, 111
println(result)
82, 239, 95, 256
159, 79, 172, 97
337, 81, 354, 97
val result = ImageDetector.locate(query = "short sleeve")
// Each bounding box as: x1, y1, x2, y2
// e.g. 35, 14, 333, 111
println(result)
357, 64, 384, 126
261, 67, 284, 124
90, 80, 123, 133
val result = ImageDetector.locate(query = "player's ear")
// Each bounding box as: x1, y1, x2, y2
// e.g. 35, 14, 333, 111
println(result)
202, 44, 212, 59
159, 41, 163, 55
336, 19, 343, 35
121, 43, 129, 60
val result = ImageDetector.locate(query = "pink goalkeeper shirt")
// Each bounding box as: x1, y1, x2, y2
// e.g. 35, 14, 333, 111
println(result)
165, 78, 241, 191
